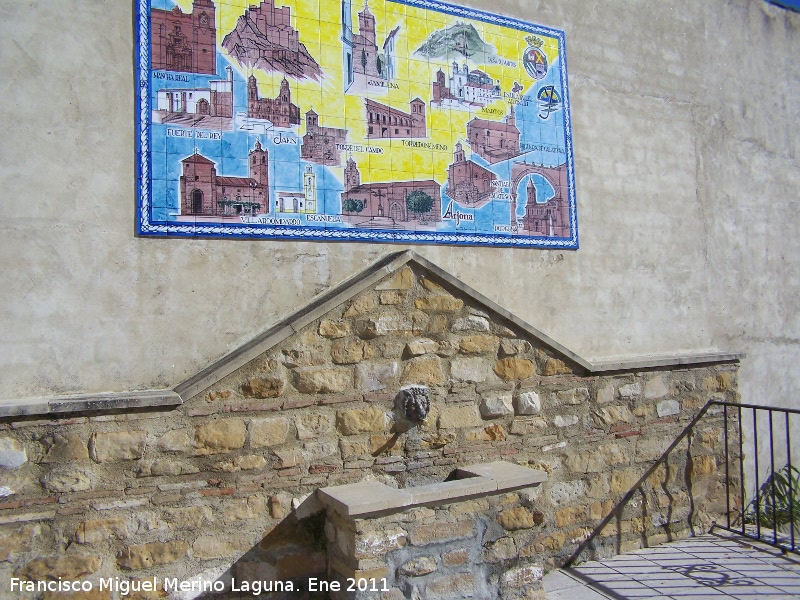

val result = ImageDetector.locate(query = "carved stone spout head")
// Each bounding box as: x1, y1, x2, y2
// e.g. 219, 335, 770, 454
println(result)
400, 385, 430, 422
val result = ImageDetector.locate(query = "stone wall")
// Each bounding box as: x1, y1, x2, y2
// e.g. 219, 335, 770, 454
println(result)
0, 263, 740, 598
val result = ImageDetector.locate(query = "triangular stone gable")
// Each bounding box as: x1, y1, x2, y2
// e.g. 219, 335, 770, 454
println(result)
175, 251, 592, 403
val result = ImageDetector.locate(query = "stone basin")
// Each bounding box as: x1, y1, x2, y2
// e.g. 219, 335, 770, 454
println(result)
317, 460, 547, 517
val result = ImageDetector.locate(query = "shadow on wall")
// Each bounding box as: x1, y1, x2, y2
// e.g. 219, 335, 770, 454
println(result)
195, 511, 328, 599
566, 403, 742, 566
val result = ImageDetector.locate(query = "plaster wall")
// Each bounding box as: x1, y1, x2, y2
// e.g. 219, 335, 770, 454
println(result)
0, 0, 798, 418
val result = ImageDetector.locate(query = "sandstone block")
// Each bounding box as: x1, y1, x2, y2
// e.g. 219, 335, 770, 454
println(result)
554, 414, 579, 427
356, 312, 428, 338
249, 417, 289, 448
336, 406, 387, 436
235, 454, 267, 470
319, 320, 350, 339
0, 436, 27, 469
405, 338, 438, 356
75, 518, 128, 545
193, 536, 240, 560
409, 519, 474, 545
223, 497, 267, 522
340, 438, 370, 457
137, 459, 198, 477
458, 334, 497, 354
419, 432, 456, 449
379, 290, 408, 305
399, 556, 437, 577
438, 405, 482, 429
515, 391, 541, 415
41, 434, 89, 463
596, 383, 615, 404
499, 339, 531, 356
480, 392, 514, 418
543, 357, 572, 376
163, 506, 213, 529
16, 555, 100, 581
657, 399, 681, 417
501, 564, 544, 590
0, 525, 36, 561
331, 340, 365, 364
689, 455, 716, 477
548, 480, 586, 505
42, 467, 92, 493
90, 431, 147, 463
451, 315, 490, 333
592, 405, 633, 427
158, 429, 192, 453
194, 419, 246, 454
465, 424, 506, 442
598, 442, 628, 466
355, 361, 399, 392
441, 549, 469, 567
375, 266, 414, 290
494, 358, 535, 381
611, 468, 641, 495
644, 375, 670, 399
117, 540, 189, 570
451, 356, 490, 383
555, 506, 586, 527
618, 382, 641, 400
241, 376, 284, 398
293, 367, 351, 394
282, 344, 327, 367
414, 296, 464, 312
345, 293, 378, 317
401, 355, 445, 386
510, 417, 548, 435
483, 536, 517, 562
635, 437, 671, 462
499, 507, 537, 530
273, 448, 302, 469
354, 527, 407, 559
295, 413, 334, 440
426, 572, 475, 599
555, 388, 590, 405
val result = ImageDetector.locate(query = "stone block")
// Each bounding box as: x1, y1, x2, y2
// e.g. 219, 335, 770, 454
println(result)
689, 455, 716, 477
319, 320, 350, 339
16, 555, 100, 580
379, 290, 408, 305
515, 391, 541, 415
480, 392, 513, 418
408, 519, 474, 545
494, 358, 535, 381
90, 431, 147, 463
405, 338, 437, 356
356, 312, 428, 338
644, 375, 670, 399
553, 414, 579, 428
501, 564, 544, 589
223, 497, 267, 522
376, 266, 414, 290
451, 315, 490, 333
331, 340, 366, 364
117, 540, 189, 570
442, 548, 469, 567
42, 467, 92, 493
618, 382, 641, 400
248, 417, 289, 448
345, 293, 378, 317
0, 436, 27, 469
555, 388, 590, 405
295, 413, 334, 440
235, 454, 267, 470
399, 556, 437, 577
596, 383, 615, 404
414, 296, 464, 312
194, 419, 246, 454
75, 518, 128, 545
510, 417, 548, 435
598, 442, 628, 466
657, 399, 681, 417
425, 572, 475, 599
293, 367, 351, 394
40, 434, 89, 463
274, 448, 303, 469
451, 356, 490, 383
635, 437, 672, 462
401, 356, 445, 386
354, 528, 407, 559
499, 507, 537, 530
241, 376, 284, 398
355, 361, 399, 392
548, 480, 586, 505
158, 429, 192, 453
543, 357, 572, 376
483, 536, 518, 562
554, 506, 586, 527
192, 536, 240, 560
499, 339, 531, 356
282, 344, 327, 367
610, 468, 641, 495
336, 406, 387, 435
465, 424, 507, 441
162, 505, 213, 529
438, 405, 482, 429
592, 405, 634, 427
458, 335, 498, 354
0, 525, 36, 561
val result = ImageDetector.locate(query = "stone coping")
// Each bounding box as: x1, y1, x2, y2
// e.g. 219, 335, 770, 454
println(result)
317, 460, 547, 518
0, 389, 182, 418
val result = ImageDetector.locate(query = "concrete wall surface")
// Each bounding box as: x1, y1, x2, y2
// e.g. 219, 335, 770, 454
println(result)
0, 1, 798, 415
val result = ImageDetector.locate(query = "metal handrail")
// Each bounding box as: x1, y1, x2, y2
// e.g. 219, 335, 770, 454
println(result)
565, 400, 799, 567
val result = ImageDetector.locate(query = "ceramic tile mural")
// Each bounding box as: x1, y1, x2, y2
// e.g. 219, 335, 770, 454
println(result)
136, 0, 578, 248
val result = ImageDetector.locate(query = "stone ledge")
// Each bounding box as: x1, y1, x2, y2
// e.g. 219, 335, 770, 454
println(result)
317, 460, 547, 517
0, 389, 182, 418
